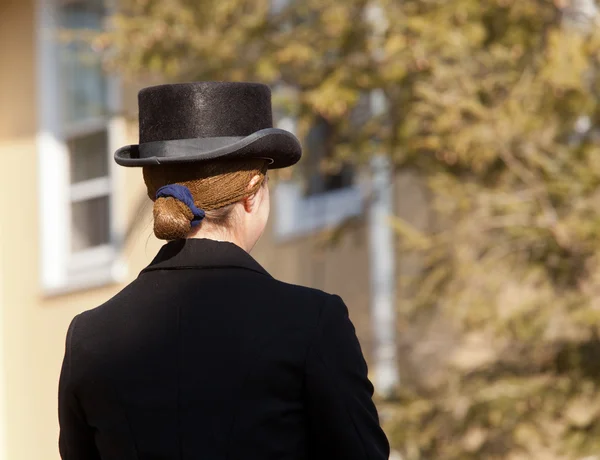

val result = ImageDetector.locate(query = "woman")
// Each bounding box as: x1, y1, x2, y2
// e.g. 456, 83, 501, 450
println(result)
59, 82, 390, 460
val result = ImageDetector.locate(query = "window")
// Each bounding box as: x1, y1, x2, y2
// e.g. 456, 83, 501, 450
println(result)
303, 115, 355, 196
37, 0, 125, 293
273, 93, 364, 241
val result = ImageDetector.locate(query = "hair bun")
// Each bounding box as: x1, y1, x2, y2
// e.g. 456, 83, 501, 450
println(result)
153, 197, 193, 240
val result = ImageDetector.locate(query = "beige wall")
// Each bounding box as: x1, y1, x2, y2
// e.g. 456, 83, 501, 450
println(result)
0, 2, 162, 457
0, 0, 38, 458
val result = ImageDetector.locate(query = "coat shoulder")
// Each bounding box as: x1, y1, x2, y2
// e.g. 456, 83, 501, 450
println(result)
71, 271, 343, 338
267, 276, 336, 303
262, 276, 347, 324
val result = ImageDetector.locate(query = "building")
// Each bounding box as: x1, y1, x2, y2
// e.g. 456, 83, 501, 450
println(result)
0, 0, 427, 458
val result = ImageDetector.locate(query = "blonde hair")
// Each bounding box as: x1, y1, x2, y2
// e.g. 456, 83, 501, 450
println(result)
143, 159, 268, 241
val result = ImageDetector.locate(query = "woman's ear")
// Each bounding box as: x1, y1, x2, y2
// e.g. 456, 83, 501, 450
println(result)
248, 174, 263, 190
243, 174, 264, 213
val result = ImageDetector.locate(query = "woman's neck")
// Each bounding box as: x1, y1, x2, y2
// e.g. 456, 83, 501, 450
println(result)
188, 227, 250, 252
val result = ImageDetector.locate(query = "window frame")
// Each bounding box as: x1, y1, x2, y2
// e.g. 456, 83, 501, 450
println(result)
36, 0, 126, 295
272, 115, 364, 241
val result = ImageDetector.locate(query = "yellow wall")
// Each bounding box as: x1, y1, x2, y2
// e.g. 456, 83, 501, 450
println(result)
0, 2, 163, 457
0, 0, 41, 457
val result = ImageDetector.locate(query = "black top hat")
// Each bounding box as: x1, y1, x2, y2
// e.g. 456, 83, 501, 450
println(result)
114, 82, 302, 169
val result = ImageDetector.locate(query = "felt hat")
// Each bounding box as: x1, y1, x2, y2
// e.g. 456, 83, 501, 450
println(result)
114, 82, 302, 169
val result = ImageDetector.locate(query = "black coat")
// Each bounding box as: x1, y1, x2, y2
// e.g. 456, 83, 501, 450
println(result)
59, 238, 390, 460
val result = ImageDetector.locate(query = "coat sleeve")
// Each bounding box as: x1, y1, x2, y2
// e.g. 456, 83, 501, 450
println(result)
58, 315, 100, 460
304, 294, 390, 460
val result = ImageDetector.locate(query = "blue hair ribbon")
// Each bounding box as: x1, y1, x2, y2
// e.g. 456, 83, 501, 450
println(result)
156, 184, 206, 227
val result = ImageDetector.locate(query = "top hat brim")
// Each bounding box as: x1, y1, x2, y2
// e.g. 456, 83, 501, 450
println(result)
114, 128, 301, 169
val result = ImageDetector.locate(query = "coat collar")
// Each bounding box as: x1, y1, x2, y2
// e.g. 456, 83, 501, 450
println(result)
141, 238, 271, 278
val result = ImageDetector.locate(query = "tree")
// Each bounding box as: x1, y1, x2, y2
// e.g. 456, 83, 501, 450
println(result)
101, 0, 600, 458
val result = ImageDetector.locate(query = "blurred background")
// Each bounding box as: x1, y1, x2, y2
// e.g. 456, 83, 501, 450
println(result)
3, 0, 600, 458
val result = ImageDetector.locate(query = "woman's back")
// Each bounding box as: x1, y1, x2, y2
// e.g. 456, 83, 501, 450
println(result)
59, 239, 389, 460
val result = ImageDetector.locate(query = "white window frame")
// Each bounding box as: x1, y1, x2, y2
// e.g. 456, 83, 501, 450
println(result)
36, 0, 126, 295
273, 116, 365, 241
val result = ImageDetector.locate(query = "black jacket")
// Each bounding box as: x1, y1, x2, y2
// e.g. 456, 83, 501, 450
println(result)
59, 238, 390, 460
